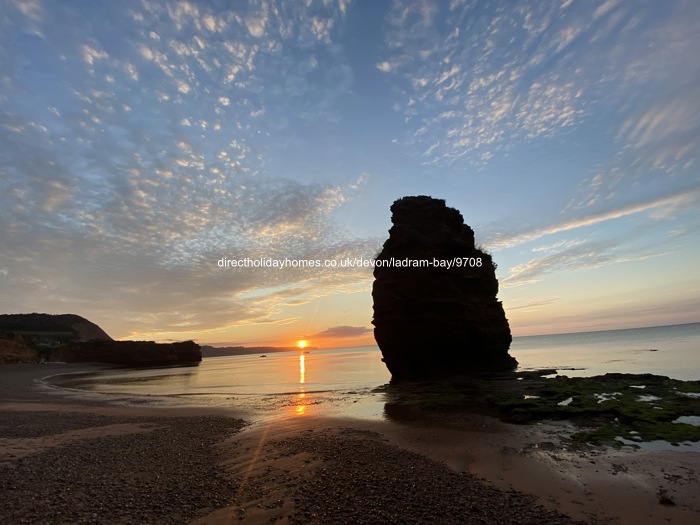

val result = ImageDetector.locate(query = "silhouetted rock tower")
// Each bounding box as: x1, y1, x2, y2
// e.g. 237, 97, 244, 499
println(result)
372, 196, 516, 382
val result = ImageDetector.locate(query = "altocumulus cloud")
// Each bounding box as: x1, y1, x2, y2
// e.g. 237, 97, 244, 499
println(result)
0, 0, 377, 337
377, 0, 700, 174
3, 0, 699, 339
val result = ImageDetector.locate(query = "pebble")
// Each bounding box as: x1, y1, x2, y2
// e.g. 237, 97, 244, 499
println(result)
0, 411, 245, 525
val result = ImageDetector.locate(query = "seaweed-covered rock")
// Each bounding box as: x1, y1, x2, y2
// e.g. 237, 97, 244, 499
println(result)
372, 196, 516, 382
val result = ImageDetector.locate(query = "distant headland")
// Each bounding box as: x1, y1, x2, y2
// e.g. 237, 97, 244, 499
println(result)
201, 345, 318, 357
0, 313, 201, 366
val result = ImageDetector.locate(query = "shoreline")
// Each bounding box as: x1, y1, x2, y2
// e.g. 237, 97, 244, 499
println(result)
1, 364, 699, 524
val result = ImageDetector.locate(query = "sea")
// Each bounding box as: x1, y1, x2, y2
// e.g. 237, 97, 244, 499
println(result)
47, 322, 700, 420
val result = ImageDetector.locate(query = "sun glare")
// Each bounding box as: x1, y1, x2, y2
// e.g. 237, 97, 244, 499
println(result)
297, 340, 308, 349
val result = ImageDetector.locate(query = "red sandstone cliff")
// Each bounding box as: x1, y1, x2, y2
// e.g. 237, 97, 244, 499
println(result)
0, 336, 38, 364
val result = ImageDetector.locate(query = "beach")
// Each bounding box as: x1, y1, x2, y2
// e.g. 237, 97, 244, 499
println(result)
1, 364, 699, 525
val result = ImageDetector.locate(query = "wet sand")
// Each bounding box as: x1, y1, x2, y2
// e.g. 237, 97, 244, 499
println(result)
1, 364, 699, 524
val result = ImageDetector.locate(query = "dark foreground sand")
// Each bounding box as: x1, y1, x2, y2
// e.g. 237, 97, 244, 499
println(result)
1, 364, 699, 525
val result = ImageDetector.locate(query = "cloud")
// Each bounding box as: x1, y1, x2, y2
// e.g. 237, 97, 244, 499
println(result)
491, 187, 700, 249
310, 16, 334, 42
13, 0, 43, 21
307, 325, 373, 339
618, 83, 700, 171
507, 298, 562, 311
376, 60, 396, 73
562, 2, 700, 210
515, 292, 700, 335
593, 0, 620, 20
531, 239, 585, 254
0, 0, 369, 339
378, 1, 593, 164
245, 16, 266, 37
81, 44, 108, 65
377, 0, 699, 168
502, 238, 666, 288
5, 0, 696, 341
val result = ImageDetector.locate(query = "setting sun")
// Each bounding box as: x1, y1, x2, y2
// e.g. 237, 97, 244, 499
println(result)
297, 340, 308, 349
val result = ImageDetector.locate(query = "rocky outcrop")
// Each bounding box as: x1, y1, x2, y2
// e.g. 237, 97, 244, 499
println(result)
372, 196, 516, 382
48, 340, 202, 366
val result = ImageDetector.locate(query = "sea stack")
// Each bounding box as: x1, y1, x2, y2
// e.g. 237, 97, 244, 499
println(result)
372, 196, 516, 382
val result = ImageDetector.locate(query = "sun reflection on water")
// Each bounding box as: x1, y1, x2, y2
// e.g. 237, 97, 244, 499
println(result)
295, 353, 307, 416
299, 353, 305, 384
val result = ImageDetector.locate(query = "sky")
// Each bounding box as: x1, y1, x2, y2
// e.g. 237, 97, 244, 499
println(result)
1, 0, 699, 348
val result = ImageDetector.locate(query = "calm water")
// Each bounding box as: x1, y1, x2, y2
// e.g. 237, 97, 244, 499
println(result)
511, 322, 700, 380
49, 322, 700, 417
50, 347, 392, 418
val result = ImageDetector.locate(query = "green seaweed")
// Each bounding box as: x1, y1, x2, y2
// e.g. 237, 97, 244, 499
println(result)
381, 372, 700, 446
